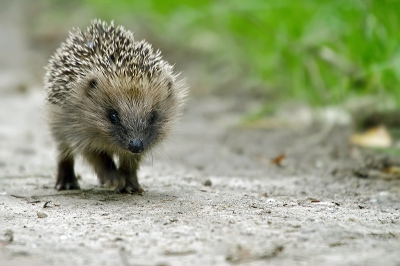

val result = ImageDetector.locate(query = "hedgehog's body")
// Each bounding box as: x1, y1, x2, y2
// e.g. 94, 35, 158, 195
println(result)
44, 20, 186, 192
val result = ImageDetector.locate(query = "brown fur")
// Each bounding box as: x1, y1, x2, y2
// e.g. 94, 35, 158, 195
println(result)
44, 20, 186, 192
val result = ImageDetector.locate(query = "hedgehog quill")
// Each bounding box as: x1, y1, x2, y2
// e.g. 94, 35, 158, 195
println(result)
44, 20, 187, 193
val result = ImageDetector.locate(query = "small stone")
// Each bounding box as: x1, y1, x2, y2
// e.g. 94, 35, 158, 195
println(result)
203, 179, 212, 187
37, 211, 48, 218
4, 229, 14, 242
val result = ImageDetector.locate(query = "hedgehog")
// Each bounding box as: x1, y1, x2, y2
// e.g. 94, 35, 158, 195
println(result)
44, 20, 186, 193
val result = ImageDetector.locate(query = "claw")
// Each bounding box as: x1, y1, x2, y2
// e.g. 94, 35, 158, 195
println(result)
55, 181, 80, 191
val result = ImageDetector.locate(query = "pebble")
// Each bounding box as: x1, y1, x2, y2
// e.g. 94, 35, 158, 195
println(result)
37, 211, 48, 218
203, 179, 212, 186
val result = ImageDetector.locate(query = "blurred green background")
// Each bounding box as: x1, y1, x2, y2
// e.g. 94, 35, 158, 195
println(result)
33, 0, 400, 112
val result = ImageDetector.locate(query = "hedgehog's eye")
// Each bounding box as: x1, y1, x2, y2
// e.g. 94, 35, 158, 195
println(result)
149, 111, 157, 125
88, 79, 98, 89
108, 110, 120, 125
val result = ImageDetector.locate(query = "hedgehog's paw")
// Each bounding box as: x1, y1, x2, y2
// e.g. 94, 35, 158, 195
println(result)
98, 169, 120, 188
116, 174, 144, 194
55, 175, 80, 191
55, 158, 80, 190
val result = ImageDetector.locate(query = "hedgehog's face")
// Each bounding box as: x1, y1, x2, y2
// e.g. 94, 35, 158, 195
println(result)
76, 73, 181, 155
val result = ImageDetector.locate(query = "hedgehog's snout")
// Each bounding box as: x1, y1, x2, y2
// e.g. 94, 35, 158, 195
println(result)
128, 139, 144, 153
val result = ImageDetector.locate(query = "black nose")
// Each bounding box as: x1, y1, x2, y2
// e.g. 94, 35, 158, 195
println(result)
128, 139, 144, 153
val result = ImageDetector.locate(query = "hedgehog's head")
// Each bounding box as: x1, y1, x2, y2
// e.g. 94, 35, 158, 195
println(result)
45, 20, 187, 155
71, 68, 185, 155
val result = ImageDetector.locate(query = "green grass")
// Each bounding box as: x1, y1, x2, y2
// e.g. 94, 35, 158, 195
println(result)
53, 0, 400, 108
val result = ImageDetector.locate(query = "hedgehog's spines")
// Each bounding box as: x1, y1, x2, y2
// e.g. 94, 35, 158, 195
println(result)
45, 20, 180, 105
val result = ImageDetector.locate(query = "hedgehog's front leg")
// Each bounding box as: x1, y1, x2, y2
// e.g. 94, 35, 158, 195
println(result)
55, 145, 80, 190
117, 154, 144, 194
84, 151, 119, 187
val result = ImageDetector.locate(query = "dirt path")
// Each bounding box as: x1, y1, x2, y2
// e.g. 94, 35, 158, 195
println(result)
1, 90, 400, 266
1, 2, 400, 265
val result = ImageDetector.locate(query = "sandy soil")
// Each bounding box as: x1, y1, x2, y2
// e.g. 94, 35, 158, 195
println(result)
1, 2, 400, 266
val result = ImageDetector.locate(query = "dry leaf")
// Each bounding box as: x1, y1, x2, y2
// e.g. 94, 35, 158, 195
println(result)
271, 153, 286, 166
382, 166, 400, 178
350, 125, 392, 148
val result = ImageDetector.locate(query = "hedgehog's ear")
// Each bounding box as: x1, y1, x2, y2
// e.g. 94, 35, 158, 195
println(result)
87, 78, 98, 90
83, 78, 99, 97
